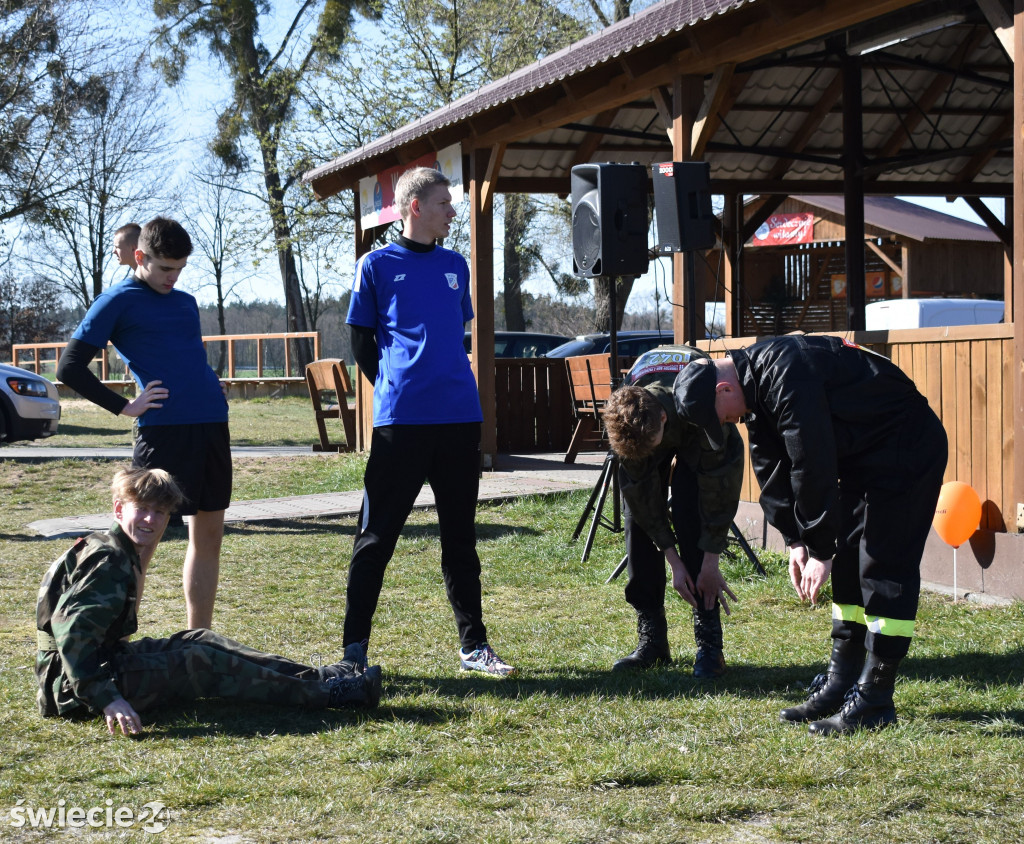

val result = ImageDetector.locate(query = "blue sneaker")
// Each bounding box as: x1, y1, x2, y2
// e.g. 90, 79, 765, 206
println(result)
459, 643, 515, 677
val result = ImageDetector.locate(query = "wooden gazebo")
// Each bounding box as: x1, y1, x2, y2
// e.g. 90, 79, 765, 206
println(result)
304, 0, 1024, 598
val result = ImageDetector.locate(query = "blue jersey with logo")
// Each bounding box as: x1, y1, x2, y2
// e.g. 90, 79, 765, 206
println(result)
72, 278, 227, 427
346, 242, 483, 426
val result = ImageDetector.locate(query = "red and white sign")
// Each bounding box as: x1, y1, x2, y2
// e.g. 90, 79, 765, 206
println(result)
358, 143, 463, 230
750, 212, 815, 246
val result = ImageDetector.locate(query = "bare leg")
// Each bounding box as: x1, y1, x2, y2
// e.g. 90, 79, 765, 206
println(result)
184, 509, 224, 629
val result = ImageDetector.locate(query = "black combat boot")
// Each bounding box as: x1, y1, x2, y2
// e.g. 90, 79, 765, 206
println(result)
613, 607, 671, 671
318, 639, 370, 682
326, 664, 382, 709
780, 637, 866, 723
807, 653, 900, 736
692, 606, 725, 679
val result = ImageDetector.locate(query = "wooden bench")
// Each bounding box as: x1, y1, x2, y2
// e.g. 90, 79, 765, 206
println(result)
305, 359, 356, 452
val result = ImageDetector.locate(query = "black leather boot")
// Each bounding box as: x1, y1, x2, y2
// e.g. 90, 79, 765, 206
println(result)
808, 653, 900, 736
326, 664, 382, 709
613, 607, 671, 671
780, 637, 866, 723
692, 606, 725, 679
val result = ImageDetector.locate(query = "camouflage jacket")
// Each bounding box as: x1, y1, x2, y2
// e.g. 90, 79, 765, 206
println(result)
618, 381, 744, 554
35, 523, 140, 716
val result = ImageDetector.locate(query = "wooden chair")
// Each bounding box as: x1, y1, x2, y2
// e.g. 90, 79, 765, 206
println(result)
564, 354, 615, 463
305, 359, 356, 452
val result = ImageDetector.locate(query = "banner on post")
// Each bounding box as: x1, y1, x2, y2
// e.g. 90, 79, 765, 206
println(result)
357, 143, 463, 230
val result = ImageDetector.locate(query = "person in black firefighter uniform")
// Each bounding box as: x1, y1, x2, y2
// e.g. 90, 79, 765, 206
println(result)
673, 334, 947, 735
601, 345, 744, 678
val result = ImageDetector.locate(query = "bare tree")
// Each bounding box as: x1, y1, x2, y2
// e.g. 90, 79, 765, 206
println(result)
19, 54, 172, 307
0, 271, 64, 361
181, 160, 257, 374
152, 0, 381, 370
0, 0, 96, 225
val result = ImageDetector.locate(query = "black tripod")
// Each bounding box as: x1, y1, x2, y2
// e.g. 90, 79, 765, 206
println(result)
570, 450, 622, 564
569, 273, 624, 564
570, 447, 766, 578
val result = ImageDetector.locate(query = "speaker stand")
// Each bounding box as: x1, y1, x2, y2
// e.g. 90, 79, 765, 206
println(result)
570, 450, 622, 564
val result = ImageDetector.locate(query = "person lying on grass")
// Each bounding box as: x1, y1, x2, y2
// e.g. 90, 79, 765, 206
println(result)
35, 467, 381, 736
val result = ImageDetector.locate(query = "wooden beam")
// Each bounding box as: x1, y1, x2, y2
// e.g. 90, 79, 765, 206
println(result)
865, 239, 903, 276
954, 111, 1015, 183
965, 195, 1012, 246
978, 0, 1015, 59
767, 69, 844, 181
691, 63, 736, 159
480, 143, 505, 215
652, 86, 673, 133
571, 108, 621, 167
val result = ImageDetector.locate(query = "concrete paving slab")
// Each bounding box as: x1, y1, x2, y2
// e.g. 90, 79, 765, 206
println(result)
22, 450, 607, 539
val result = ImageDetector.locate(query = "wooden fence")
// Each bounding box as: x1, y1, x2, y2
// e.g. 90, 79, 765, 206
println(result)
12, 332, 321, 388
701, 324, 1013, 533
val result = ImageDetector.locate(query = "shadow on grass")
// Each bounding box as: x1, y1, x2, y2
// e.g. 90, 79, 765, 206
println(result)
0, 531, 58, 542
50, 423, 131, 437
902, 649, 1024, 686
117, 649, 1024, 738
221, 519, 541, 541
928, 708, 1024, 735
135, 697, 472, 739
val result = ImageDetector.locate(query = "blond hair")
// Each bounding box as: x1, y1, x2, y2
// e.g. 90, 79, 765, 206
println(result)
111, 466, 185, 512
394, 166, 450, 219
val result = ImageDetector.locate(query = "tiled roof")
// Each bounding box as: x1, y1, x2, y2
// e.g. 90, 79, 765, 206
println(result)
304, 0, 752, 187
304, 0, 1012, 203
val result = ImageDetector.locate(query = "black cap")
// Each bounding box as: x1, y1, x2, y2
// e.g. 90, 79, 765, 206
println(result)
673, 360, 724, 450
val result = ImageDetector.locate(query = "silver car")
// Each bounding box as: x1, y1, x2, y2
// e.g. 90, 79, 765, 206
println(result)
0, 362, 61, 444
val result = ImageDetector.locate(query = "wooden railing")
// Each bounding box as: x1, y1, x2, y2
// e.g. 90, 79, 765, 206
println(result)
12, 332, 321, 383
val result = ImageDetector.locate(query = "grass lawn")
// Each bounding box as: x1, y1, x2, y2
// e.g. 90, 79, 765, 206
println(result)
1, 404, 1022, 842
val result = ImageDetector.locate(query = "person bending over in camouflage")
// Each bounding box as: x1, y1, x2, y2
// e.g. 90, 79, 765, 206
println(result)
601, 345, 744, 678
36, 467, 381, 736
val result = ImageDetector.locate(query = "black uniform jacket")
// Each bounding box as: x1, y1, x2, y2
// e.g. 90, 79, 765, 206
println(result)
730, 334, 936, 561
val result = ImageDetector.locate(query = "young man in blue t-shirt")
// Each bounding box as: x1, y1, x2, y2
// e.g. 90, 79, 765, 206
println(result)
57, 217, 230, 630
345, 166, 513, 676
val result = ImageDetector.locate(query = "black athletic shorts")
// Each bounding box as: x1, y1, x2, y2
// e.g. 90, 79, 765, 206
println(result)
132, 422, 232, 515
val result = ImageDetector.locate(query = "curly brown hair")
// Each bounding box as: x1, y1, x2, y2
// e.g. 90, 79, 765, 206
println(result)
602, 385, 665, 461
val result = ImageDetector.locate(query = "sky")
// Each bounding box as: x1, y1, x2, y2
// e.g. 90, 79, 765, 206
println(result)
96, 3, 1010, 315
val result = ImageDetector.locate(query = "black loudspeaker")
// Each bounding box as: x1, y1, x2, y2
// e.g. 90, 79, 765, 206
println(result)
570, 163, 650, 278
652, 161, 716, 253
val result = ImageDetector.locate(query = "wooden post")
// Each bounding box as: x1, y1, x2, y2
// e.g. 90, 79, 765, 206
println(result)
842, 50, 866, 330
669, 74, 704, 344
1013, 1, 1024, 530
470, 147, 497, 467
723, 192, 739, 338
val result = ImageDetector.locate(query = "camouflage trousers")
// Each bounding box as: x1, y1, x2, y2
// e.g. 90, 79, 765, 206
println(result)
113, 628, 330, 713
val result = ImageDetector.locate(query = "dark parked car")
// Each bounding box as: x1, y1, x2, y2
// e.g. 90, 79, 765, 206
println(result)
543, 330, 673, 359
0, 363, 61, 444
464, 330, 572, 359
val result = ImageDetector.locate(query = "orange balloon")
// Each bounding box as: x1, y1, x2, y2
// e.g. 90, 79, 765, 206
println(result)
932, 481, 982, 548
